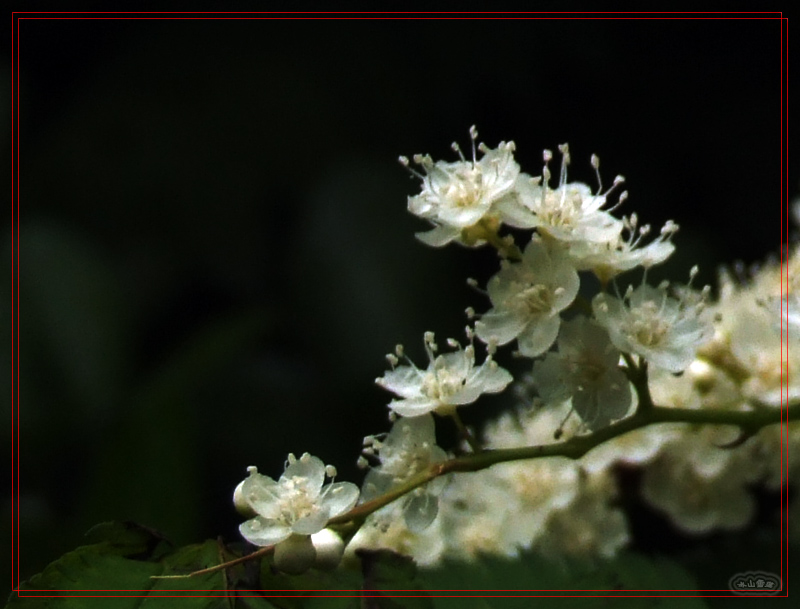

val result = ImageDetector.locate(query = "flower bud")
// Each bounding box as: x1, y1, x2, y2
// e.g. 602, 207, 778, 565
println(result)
274, 534, 317, 575
311, 528, 345, 571
232, 480, 256, 518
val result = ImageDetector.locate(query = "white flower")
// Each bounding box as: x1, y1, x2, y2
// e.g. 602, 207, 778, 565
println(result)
566, 214, 679, 284
532, 317, 632, 430
403, 126, 521, 247
475, 237, 579, 357
361, 414, 448, 532
640, 436, 756, 534
376, 331, 512, 417
512, 145, 623, 244
343, 498, 446, 568
706, 261, 800, 406
593, 271, 713, 373
237, 453, 359, 548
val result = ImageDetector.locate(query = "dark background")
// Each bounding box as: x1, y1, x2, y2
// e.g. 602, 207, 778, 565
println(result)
4, 10, 791, 591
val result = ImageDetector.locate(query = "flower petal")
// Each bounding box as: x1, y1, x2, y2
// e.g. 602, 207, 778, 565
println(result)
388, 396, 438, 417
403, 492, 439, 533
283, 453, 325, 496
239, 516, 292, 547
516, 315, 560, 357
377, 365, 424, 399
240, 470, 282, 519
475, 310, 529, 346
318, 481, 360, 519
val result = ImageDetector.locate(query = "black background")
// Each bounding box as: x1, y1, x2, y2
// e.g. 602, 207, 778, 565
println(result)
5, 8, 790, 591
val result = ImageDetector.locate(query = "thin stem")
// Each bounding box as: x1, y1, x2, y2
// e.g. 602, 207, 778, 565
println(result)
330, 400, 800, 526
621, 352, 653, 414
450, 411, 481, 453
151, 544, 274, 580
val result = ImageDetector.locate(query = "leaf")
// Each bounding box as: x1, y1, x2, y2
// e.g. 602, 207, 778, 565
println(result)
258, 560, 362, 609
5, 522, 279, 609
420, 551, 710, 609
257, 548, 432, 609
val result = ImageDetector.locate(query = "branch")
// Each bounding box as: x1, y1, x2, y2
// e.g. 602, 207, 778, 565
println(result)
330, 400, 800, 526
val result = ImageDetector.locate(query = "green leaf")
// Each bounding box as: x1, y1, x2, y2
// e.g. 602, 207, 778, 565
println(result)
5, 522, 278, 609
421, 551, 710, 609
257, 548, 432, 609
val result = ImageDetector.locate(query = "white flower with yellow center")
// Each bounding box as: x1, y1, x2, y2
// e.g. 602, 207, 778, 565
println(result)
236, 453, 359, 550
361, 414, 448, 532
475, 237, 579, 357
593, 271, 713, 373
513, 145, 623, 245
566, 214, 679, 284
376, 331, 512, 417
403, 126, 522, 247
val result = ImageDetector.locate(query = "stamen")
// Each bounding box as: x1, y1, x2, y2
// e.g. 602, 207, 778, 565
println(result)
451, 141, 466, 162
398, 156, 425, 180
591, 153, 602, 194
469, 125, 479, 163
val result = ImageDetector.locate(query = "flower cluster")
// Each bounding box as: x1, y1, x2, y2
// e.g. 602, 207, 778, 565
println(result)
233, 128, 792, 575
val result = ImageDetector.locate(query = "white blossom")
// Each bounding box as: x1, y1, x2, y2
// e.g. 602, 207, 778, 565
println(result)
593, 274, 713, 373
566, 215, 679, 284
704, 256, 800, 407
361, 414, 448, 532
640, 435, 756, 535
475, 237, 579, 357
343, 498, 446, 568
376, 332, 512, 417
511, 145, 623, 245
532, 316, 632, 430
403, 126, 521, 247
237, 453, 359, 548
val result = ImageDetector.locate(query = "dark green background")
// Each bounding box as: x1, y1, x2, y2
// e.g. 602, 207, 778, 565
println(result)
4, 8, 790, 595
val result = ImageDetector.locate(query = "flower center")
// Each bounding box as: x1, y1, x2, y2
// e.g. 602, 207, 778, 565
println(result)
442, 166, 484, 209
626, 301, 669, 347
539, 190, 580, 228
508, 282, 554, 316
277, 479, 317, 524
421, 366, 465, 400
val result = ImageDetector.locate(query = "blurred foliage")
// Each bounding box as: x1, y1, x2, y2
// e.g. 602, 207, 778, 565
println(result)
4, 12, 789, 600
6, 520, 714, 607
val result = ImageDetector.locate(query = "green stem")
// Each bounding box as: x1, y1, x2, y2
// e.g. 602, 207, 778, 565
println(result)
329, 400, 800, 526
450, 410, 481, 453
